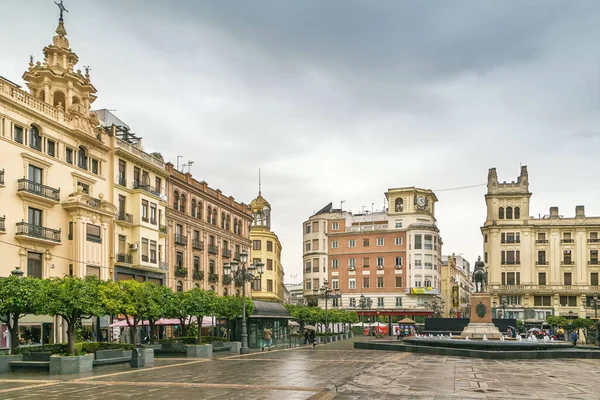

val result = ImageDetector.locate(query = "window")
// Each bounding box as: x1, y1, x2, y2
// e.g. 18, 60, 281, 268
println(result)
180, 194, 186, 214
377, 297, 384, 307
332, 222, 339, 231
176, 251, 183, 267
267, 259, 273, 270
395, 276, 402, 288
395, 237, 402, 246
331, 259, 339, 268
424, 254, 433, 269
194, 256, 200, 272
142, 200, 149, 222
29, 126, 41, 150
147, 240, 156, 263
305, 261, 311, 272
305, 224, 311, 234
395, 220, 402, 229
253, 240, 261, 250
66, 147, 73, 164
538, 272, 546, 286
267, 279, 273, 292
91, 159, 99, 175
28, 164, 42, 184
312, 279, 319, 289
77, 181, 90, 194
591, 250, 599, 264
537, 250, 546, 264
86, 266, 100, 278
434, 237, 437, 251
564, 250, 572, 264
349, 279, 356, 289
395, 256, 402, 267
564, 272, 572, 286
267, 241, 273, 252
515, 207, 520, 219
209, 260, 215, 274
312, 239, 319, 250
27, 252, 43, 278
78, 147, 88, 169
362, 277, 370, 288
305, 241, 311, 252
362, 257, 370, 268
134, 167, 141, 188
86, 224, 101, 243
484, 252, 488, 263
150, 203, 157, 224
305, 281, 312, 290
312, 221, 319, 232
506, 207, 513, 219
377, 238, 384, 246
414, 235, 422, 249
332, 240, 339, 249
377, 277, 384, 288
377, 257, 384, 268
395, 297, 403, 307
592, 272, 599, 286
155, 177, 162, 195
28, 207, 42, 226
485, 234, 488, 243
14, 125, 23, 143
332, 279, 339, 290
348, 240, 356, 248
348, 258, 356, 269
312, 258, 320, 272
502, 250, 520, 265
177, 281, 183, 293
534, 296, 552, 307
560, 295, 577, 307
424, 235, 432, 250
499, 207, 504, 219
47, 139, 55, 157
363, 239, 370, 247
414, 254, 422, 268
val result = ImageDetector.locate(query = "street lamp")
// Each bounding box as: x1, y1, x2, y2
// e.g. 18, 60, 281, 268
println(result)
359, 294, 373, 335
592, 293, 600, 346
313, 280, 341, 334
223, 251, 263, 354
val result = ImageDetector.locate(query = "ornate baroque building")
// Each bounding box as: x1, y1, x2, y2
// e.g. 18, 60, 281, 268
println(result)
441, 254, 472, 318
482, 166, 600, 322
165, 164, 252, 294
249, 188, 285, 302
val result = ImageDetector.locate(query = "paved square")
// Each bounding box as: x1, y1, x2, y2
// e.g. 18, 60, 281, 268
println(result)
1, 339, 600, 399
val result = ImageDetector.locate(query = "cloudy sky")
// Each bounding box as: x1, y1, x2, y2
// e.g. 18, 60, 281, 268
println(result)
2, 0, 599, 283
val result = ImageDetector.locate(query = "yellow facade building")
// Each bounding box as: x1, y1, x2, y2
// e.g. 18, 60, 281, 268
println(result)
441, 254, 472, 318
482, 166, 600, 323
249, 189, 285, 302
0, 15, 117, 344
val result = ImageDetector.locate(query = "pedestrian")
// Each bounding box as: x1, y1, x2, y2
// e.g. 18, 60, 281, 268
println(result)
309, 330, 316, 348
571, 330, 578, 346
262, 326, 273, 351
303, 329, 309, 345
397, 325, 402, 340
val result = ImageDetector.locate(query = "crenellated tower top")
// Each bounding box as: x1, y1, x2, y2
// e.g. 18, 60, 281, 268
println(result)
487, 165, 529, 195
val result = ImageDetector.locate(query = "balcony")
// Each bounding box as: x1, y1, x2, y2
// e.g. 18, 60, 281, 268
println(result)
116, 253, 133, 264
15, 222, 61, 244
117, 176, 127, 187
175, 266, 188, 277
589, 239, 600, 243
562, 260, 574, 265
501, 261, 520, 265
208, 272, 219, 283
159, 260, 169, 271
590, 260, 599, 265
561, 239, 574, 244
0, 215, 5, 232
116, 212, 133, 225
222, 249, 232, 258
0, 169, 4, 186
17, 179, 60, 205
192, 240, 204, 251
174, 234, 188, 246
501, 239, 521, 244
491, 284, 600, 295
193, 270, 204, 280
86, 233, 102, 244
208, 245, 218, 255
132, 182, 163, 199
222, 275, 233, 285
536, 260, 548, 265
234, 253, 241, 261
115, 138, 165, 171
536, 239, 548, 244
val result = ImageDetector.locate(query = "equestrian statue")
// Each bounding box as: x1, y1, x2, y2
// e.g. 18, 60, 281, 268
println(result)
472, 256, 487, 293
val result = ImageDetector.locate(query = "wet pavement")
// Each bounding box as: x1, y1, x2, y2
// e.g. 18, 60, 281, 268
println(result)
1, 337, 600, 399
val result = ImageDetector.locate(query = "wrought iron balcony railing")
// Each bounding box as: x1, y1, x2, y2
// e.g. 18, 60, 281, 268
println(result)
222, 249, 231, 258
175, 234, 188, 245
193, 270, 204, 280
208, 245, 218, 255
193, 240, 204, 251
15, 222, 61, 242
117, 213, 133, 224
17, 179, 60, 201
116, 253, 133, 264
0, 215, 5, 232
0, 169, 4, 185
175, 267, 188, 277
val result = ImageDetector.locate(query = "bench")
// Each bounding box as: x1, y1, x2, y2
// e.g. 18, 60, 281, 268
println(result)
10, 352, 51, 371
154, 343, 186, 354
211, 341, 232, 353
93, 349, 132, 366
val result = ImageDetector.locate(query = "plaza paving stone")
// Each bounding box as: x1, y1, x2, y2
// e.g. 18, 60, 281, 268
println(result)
0, 337, 599, 399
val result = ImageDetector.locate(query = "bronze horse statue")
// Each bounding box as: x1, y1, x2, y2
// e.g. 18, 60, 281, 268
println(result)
472, 256, 487, 293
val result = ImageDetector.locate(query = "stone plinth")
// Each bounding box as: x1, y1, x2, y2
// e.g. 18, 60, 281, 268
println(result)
460, 293, 503, 339
460, 323, 503, 340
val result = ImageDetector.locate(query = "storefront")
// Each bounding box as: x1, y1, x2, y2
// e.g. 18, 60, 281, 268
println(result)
231, 300, 290, 349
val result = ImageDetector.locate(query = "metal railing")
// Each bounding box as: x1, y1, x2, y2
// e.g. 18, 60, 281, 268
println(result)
208, 245, 218, 254
193, 270, 204, 280
117, 213, 133, 224
117, 176, 127, 187
115, 138, 165, 169
561, 239, 574, 243
0, 215, 5, 231
0, 169, 4, 185
536, 260, 548, 265
175, 234, 188, 245
589, 239, 600, 243
175, 267, 188, 277
86, 233, 102, 243
222, 249, 232, 258
116, 253, 133, 264
141, 255, 149, 262
493, 284, 600, 294
17, 179, 60, 201
192, 240, 204, 250
536, 239, 548, 244
15, 222, 61, 242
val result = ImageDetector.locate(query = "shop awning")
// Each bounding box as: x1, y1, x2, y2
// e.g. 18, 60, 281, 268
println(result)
250, 300, 290, 319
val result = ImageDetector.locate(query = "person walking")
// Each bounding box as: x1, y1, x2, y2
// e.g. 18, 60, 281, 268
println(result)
262, 326, 273, 351
571, 330, 578, 346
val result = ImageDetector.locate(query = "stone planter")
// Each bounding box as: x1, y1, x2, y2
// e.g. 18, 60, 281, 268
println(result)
186, 344, 212, 358
49, 353, 94, 375
0, 355, 22, 373
339, 334, 344, 341
227, 341, 242, 354
131, 348, 154, 368
142, 344, 161, 351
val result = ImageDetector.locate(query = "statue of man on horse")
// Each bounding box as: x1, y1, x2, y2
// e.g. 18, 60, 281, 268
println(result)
472, 256, 487, 293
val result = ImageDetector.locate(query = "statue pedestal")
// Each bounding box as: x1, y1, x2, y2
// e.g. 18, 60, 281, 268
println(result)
460, 293, 503, 339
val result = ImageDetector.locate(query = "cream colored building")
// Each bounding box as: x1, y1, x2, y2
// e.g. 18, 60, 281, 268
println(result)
96, 110, 169, 284
441, 254, 472, 318
249, 190, 285, 302
0, 15, 117, 344
482, 166, 600, 322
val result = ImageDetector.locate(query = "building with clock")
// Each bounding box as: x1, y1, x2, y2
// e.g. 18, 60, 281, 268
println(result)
482, 166, 600, 324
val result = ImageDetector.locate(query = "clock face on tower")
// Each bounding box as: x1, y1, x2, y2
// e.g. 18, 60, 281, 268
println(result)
417, 196, 426, 207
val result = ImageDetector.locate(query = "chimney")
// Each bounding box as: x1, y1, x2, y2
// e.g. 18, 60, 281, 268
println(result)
576, 205, 585, 217
550, 207, 559, 218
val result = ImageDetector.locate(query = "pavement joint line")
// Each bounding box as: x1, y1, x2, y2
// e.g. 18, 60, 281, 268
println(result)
67, 379, 322, 392
217, 358, 391, 363
0, 379, 61, 383
71, 359, 210, 382
0, 382, 60, 394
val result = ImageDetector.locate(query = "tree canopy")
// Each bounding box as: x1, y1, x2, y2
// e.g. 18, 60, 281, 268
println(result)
0, 276, 43, 352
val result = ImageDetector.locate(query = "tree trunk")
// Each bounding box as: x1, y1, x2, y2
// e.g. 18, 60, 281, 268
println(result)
178, 319, 187, 337
66, 321, 75, 355
196, 315, 203, 344
149, 321, 156, 344
131, 319, 138, 347
9, 314, 19, 354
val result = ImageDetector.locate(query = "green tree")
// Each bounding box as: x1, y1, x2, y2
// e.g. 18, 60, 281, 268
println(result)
39, 276, 106, 355
546, 315, 568, 334
143, 283, 175, 344
217, 296, 254, 323
284, 304, 316, 331
0, 276, 42, 353
167, 291, 192, 337
572, 318, 596, 342
185, 289, 218, 344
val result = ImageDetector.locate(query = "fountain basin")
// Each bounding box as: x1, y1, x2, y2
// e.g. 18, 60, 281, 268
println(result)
354, 339, 600, 359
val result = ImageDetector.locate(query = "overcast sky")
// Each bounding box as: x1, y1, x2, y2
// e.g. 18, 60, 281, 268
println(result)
2, 0, 600, 284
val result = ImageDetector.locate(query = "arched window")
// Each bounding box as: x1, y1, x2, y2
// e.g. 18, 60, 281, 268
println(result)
506, 207, 513, 219
53, 90, 65, 108
499, 207, 504, 219
223, 288, 228, 296
207, 206, 212, 224
173, 191, 180, 211
514, 207, 520, 219
255, 212, 263, 226
191, 199, 196, 217
78, 146, 88, 170
197, 201, 203, 220
29, 126, 41, 151
395, 198, 403, 212
212, 209, 217, 226
233, 219, 238, 234
221, 212, 226, 229
180, 194, 186, 214
176, 281, 183, 293
226, 215, 231, 231
263, 206, 271, 228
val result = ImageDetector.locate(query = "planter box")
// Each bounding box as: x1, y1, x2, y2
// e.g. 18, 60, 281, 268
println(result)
227, 341, 242, 354
186, 344, 212, 358
0, 355, 22, 373
49, 353, 94, 375
131, 348, 154, 368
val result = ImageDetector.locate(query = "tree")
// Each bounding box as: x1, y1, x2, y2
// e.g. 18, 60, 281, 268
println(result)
572, 318, 596, 342
546, 315, 568, 334
167, 291, 192, 337
39, 276, 106, 355
0, 276, 42, 353
185, 289, 218, 344
284, 304, 316, 331
142, 283, 175, 344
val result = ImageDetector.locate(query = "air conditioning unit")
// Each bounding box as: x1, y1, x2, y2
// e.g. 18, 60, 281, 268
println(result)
396, 265, 402, 269
405, 289, 411, 294
129, 243, 138, 251
377, 265, 384, 270
349, 266, 355, 271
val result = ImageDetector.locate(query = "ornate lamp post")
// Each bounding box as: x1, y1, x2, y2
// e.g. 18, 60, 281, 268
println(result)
359, 294, 372, 335
313, 280, 341, 334
223, 251, 263, 354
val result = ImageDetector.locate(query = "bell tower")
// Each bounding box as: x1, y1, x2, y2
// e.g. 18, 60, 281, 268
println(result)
484, 166, 531, 224
22, 0, 97, 118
